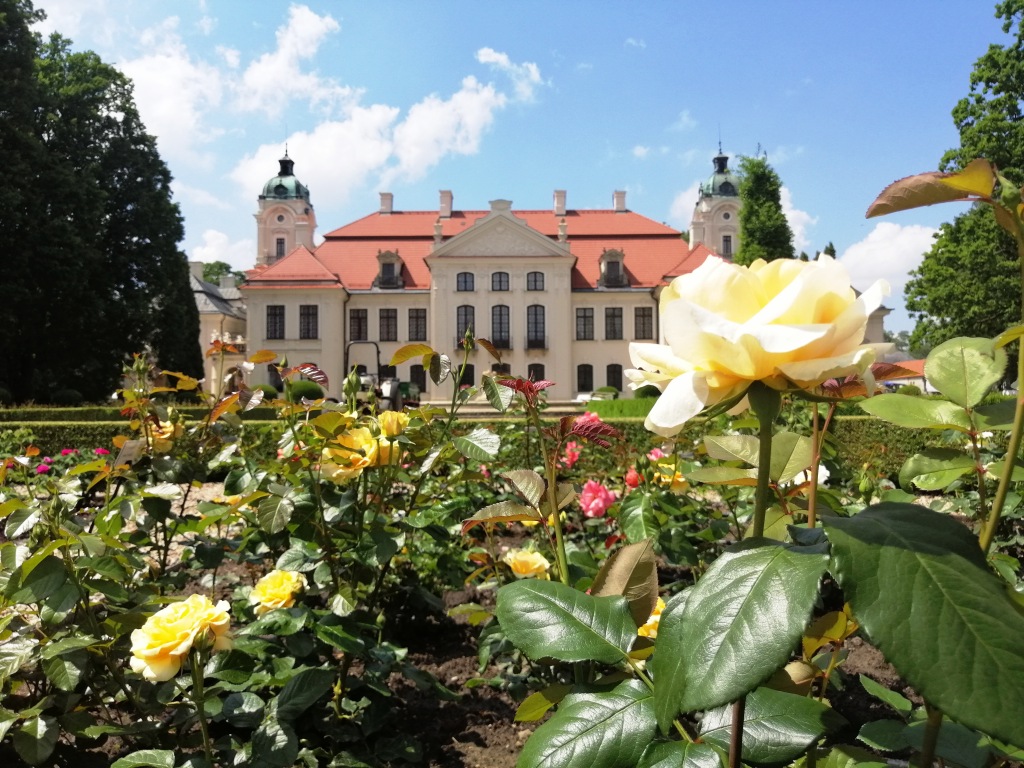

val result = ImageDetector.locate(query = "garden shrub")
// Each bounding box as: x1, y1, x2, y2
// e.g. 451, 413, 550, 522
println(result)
831, 415, 937, 479
286, 380, 324, 402
897, 383, 922, 396
585, 398, 656, 420
255, 383, 279, 400
50, 388, 84, 406
0, 405, 278, 422
633, 384, 661, 399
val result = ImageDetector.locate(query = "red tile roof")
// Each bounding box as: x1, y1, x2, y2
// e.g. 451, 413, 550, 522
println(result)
248, 206, 716, 291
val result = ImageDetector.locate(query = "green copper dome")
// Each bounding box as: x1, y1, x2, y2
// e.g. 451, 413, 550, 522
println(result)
700, 153, 739, 198
260, 154, 310, 201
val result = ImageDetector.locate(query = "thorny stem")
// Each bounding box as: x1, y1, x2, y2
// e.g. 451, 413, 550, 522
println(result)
808, 404, 820, 529
528, 407, 570, 586
190, 648, 214, 764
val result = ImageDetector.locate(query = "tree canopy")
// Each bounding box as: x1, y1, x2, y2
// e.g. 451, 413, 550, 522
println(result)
0, 0, 200, 402
203, 261, 247, 286
734, 155, 795, 265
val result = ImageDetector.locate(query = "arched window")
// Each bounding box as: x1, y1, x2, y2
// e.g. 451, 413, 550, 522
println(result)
606, 363, 623, 391
491, 272, 509, 291
527, 271, 545, 291
577, 364, 594, 392
527, 304, 545, 349
492, 305, 510, 349
457, 272, 475, 291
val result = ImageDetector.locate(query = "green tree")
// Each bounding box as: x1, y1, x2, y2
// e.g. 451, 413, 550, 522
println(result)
904, 206, 1019, 354
734, 155, 795, 265
941, 0, 1024, 179
203, 260, 247, 285
0, 3, 200, 402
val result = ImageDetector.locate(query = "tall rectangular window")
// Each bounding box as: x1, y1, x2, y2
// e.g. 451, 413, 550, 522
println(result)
576, 308, 594, 340
457, 272, 475, 291
299, 305, 318, 340
722, 235, 733, 258
408, 308, 427, 341
577, 364, 594, 392
491, 272, 509, 291
266, 305, 285, 340
379, 308, 397, 342
527, 304, 545, 348
605, 307, 623, 340
456, 306, 475, 340
635, 306, 654, 340
275, 238, 286, 259
492, 305, 510, 348
607, 364, 623, 391
349, 308, 367, 341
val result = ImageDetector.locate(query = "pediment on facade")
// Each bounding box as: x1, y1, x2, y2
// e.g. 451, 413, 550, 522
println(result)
431, 206, 570, 259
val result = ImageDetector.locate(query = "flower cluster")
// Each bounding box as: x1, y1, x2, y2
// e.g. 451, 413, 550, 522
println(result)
627, 255, 888, 436
579, 480, 617, 518
129, 595, 232, 682
321, 412, 410, 483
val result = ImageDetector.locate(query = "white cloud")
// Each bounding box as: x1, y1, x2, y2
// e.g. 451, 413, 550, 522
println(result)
625, 37, 646, 49
632, 145, 650, 159
672, 110, 697, 131
172, 181, 234, 211
476, 47, 543, 102
767, 145, 804, 166
231, 104, 400, 212
217, 45, 240, 69
234, 5, 353, 117
197, 15, 216, 35
668, 181, 701, 231
780, 187, 817, 252
190, 230, 255, 271
383, 76, 507, 185
116, 17, 226, 167
839, 222, 937, 299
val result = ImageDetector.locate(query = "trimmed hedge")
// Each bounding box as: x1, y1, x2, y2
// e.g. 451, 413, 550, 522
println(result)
0, 406, 279, 423
831, 415, 938, 479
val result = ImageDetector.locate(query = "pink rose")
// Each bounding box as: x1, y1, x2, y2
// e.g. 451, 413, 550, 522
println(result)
94, 447, 111, 456
60, 448, 78, 456
35, 464, 51, 475
577, 411, 602, 425
624, 467, 641, 489
42, 456, 53, 464
579, 480, 617, 518
647, 448, 667, 461
560, 441, 581, 469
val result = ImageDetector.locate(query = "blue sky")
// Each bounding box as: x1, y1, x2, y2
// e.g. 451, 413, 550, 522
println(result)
33, 1, 1010, 332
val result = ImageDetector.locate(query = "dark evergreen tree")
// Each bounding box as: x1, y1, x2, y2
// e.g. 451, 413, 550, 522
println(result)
734, 155, 795, 265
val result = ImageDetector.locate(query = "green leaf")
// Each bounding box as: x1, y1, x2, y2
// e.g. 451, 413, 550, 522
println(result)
619, 491, 661, 543
251, 718, 299, 768
222, 692, 265, 728
389, 343, 434, 366
857, 720, 910, 752
504, 469, 545, 507
638, 740, 723, 768
903, 718, 995, 768
5, 555, 68, 605
482, 376, 514, 412
823, 503, 1024, 745
858, 394, 972, 432
704, 435, 760, 464
925, 337, 1006, 408
314, 623, 365, 654
111, 749, 177, 768
428, 353, 451, 385
812, 744, 887, 768
898, 449, 976, 491
461, 500, 540, 535
515, 684, 573, 722
517, 680, 655, 768
769, 432, 813, 484
857, 674, 912, 715
701, 687, 844, 764
0, 636, 36, 682
974, 398, 1017, 430
453, 427, 500, 460
275, 668, 335, 721
496, 580, 636, 664
42, 649, 87, 691
685, 466, 758, 486
590, 539, 659, 629
5, 507, 39, 538
651, 540, 827, 730
258, 495, 294, 534
13, 715, 58, 766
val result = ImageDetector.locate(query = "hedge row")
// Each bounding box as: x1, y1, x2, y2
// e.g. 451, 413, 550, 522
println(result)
830, 415, 937, 479
0, 406, 279, 423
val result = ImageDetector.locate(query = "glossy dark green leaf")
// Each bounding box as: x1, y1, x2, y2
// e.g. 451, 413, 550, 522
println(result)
12, 715, 58, 766
925, 337, 1006, 408
275, 668, 335, 721
652, 540, 826, 730
222, 692, 265, 728
258, 495, 294, 534
858, 394, 971, 432
701, 687, 843, 764
110, 750, 176, 768
496, 580, 635, 664
898, 449, 976, 491
518, 680, 655, 768
5, 555, 67, 605
42, 649, 87, 691
619, 491, 661, 543
810, 744, 887, 768
823, 503, 1024, 745
0, 636, 36, 682
251, 718, 299, 768
638, 740, 723, 768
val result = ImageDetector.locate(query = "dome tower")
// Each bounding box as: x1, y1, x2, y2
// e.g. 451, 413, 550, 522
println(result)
255, 151, 317, 266
688, 149, 740, 259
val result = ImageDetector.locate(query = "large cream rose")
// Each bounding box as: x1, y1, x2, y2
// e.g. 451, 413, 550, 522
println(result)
321, 427, 380, 482
627, 256, 888, 437
249, 569, 308, 615
129, 595, 232, 682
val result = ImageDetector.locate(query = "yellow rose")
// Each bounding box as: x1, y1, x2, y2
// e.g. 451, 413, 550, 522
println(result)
378, 411, 410, 437
502, 549, 551, 579
129, 595, 232, 682
249, 569, 307, 615
627, 255, 888, 436
322, 427, 380, 482
655, 470, 689, 494
638, 597, 666, 639
150, 419, 183, 453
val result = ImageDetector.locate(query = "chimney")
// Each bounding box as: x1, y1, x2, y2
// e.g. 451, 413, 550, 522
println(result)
439, 190, 453, 219
553, 189, 566, 217
219, 274, 236, 290
379, 192, 393, 214
189, 261, 204, 281
613, 190, 627, 212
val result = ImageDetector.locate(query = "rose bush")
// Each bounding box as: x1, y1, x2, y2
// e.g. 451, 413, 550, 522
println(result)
627, 255, 888, 436
249, 569, 308, 614
129, 595, 233, 682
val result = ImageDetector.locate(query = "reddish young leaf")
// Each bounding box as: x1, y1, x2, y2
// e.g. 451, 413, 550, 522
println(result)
296, 363, 329, 387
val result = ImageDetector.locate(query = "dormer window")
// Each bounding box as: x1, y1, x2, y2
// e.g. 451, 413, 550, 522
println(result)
599, 249, 627, 287
376, 249, 404, 289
